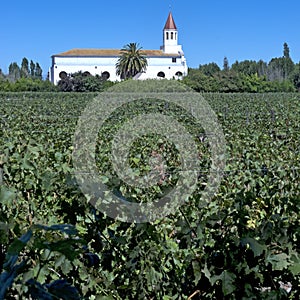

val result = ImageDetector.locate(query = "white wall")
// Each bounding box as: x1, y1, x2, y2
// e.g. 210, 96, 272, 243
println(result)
51, 55, 188, 84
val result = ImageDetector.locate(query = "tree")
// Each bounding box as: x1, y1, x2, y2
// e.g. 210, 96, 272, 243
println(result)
116, 43, 148, 79
35, 63, 43, 80
268, 57, 294, 81
282, 42, 295, 79
283, 42, 290, 59
57, 76, 73, 92
8, 62, 21, 81
231, 60, 265, 76
257, 59, 268, 77
57, 71, 114, 92
198, 62, 220, 76
290, 63, 300, 91
182, 68, 219, 92
20, 57, 30, 78
30, 60, 36, 78
223, 56, 229, 71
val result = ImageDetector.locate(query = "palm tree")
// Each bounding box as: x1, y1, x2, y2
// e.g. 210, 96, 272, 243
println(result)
116, 43, 148, 79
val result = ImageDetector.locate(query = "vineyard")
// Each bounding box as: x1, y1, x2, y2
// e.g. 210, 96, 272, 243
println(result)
0, 85, 299, 299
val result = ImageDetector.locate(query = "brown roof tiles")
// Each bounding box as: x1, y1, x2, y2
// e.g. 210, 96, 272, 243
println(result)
53, 48, 180, 57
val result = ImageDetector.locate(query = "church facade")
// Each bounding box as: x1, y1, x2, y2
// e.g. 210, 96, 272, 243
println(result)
50, 12, 188, 84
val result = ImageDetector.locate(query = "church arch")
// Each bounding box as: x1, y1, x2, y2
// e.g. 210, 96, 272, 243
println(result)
59, 71, 67, 79
102, 71, 110, 80
157, 71, 165, 78
175, 71, 183, 77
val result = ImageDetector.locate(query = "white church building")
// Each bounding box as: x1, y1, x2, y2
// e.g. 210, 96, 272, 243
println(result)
50, 12, 188, 84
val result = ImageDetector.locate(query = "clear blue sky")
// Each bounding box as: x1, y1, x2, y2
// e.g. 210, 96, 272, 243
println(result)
1, 0, 300, 76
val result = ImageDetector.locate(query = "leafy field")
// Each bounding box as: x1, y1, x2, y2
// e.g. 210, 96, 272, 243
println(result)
0, 89, 299, 299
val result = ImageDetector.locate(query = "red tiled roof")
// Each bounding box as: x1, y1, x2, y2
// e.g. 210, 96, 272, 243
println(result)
53, 48, 180, 57
164, 12, 177, 30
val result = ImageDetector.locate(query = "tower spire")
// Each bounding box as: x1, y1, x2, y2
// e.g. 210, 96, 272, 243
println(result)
164, 12, 177, 30
161, 12, 182, 54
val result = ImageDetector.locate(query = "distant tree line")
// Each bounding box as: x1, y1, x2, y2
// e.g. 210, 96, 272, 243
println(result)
183, 43, 300, 92
0, 57, 57, 92
7, 58, 43, 81
1, 43, 300, 92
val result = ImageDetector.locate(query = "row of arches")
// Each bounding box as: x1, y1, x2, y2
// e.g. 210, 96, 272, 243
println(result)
59, 70, 183, 80
59, 71, 111, 80
165, 32, 177, 40
157, 71, 183, 78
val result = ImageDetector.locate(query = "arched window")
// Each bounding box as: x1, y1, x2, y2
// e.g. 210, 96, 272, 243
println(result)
175, 32, 177, 40
102, 71, 110, 80
59, 71, 67, 79
175, 71, 183, 79
171, 32, 174, 39
157, 71, 165, 78
166, 32, 169, 40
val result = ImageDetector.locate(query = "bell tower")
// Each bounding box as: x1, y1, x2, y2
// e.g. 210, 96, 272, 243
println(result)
161, 12, 183, 54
